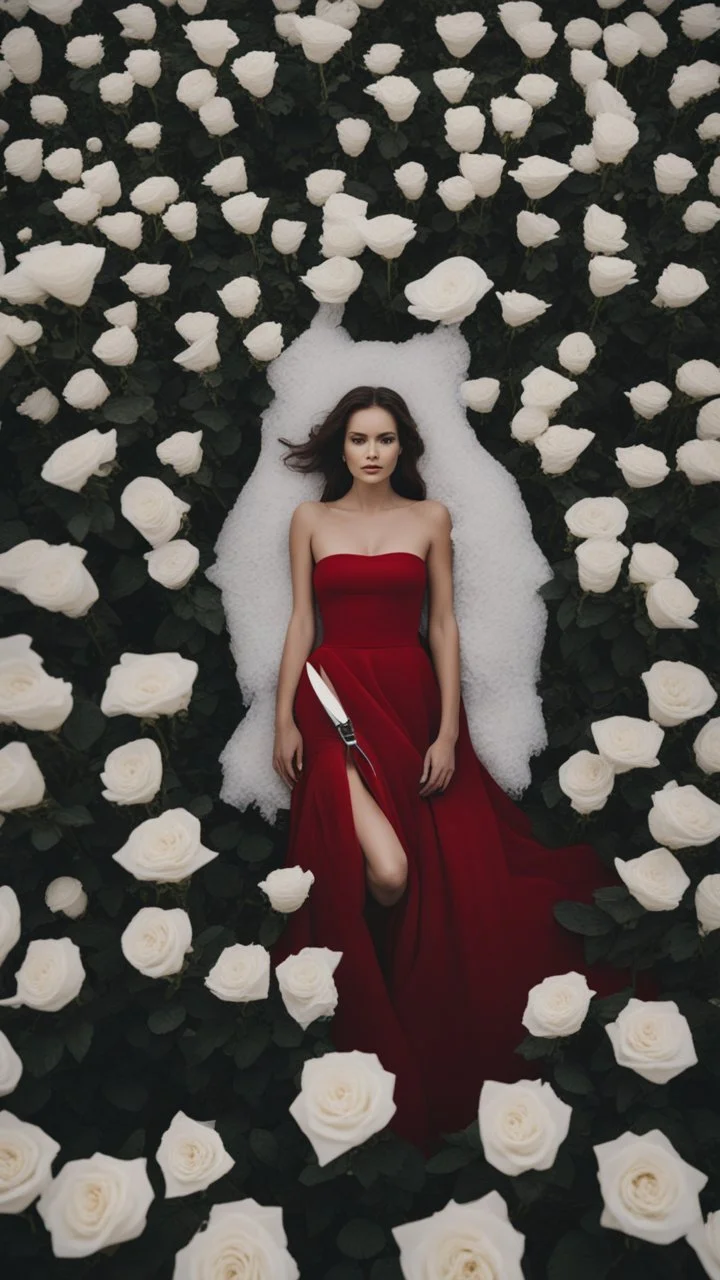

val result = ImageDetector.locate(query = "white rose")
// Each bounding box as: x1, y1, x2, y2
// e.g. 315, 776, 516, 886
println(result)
676, 359, 720, 399
0, 938, 84, 1012
161, 202, 198, 244
17, 387, 59, 423
694, 718, 720, 774
624, 11, 668, 56
364, 42, 403, 75
603, 23, 641, 66
205, 943, 270, 1002
558, 749, 615, 812
676, 438, 720, 483
0, 742, 45, 811
101, 651, 198, 719
435, 11, 487, 57
202, 155, 247, 196
0, 27, 41, 83
590, 716, 664, 773
0, 886, 21, 968
444, 105, 485, 152
0, 1112, 59, 1214
641, 660, 717, 727
392, 1191, 525, 1280
362, 213, 416, 260
628, 543, 680, 586
433, 67, 474, 104
514, 20, 557, 58
589, 256, 637, 297
511, 406, 549, 442
565, 17, 602, 48
687, 1211, 720, 1280
605, 999, 697, 1085
333, 116, 369, 157
594, 1129, 707, 1244
614, 848, 690, 911
121, 906, 192, 978
680, 4, 720, 40
125, 49, 161, 87
522, 971, 595, 1037
654, 152, 697, 195
498, 3, 544, 38
81, 159, 121, 208
698, 399, 720, 440
300, 257, 363, 304
459, 152, 505, 196
124, 120, 162, 151
65, 34, 104, 68
17, 240, 103, 308
44, 146, 83, 182
91, 325, 138, 368
515, 72, 557, 107
653, 263, 709, 309
129, 175, 179, 214
437, 176, 475, 213
695, 874, 720, 935
557, 332, 596, 374
198, 96, 237, 137
490, 94, 533, 138
0, 541, 50, 591
258, 866, 315, 912
460, 378, 501, 413
98, 70, 134, 104
243, 321, 284, 362
41, 428, 117, 493
271, 219, 306, 255
565, 495, 628, 539
592, 112, 639, 164
698, 110, 720, 140
156, 1111, 234, 1198
570, 143, 600, 174
120, 263, 171, 297
95, 212, 143, 250
20, 545, 98, 618
120, 477, 190, 548
183, 18, 239, 66
173, 1199, 299, 1279
520, 366, 577, 415
62, 368, 110, 410
535, 425, 594, 474
509, 155, 571, 199
496, 290, 550, 327
113, 807, 218, 884
517, 210, 559, 248
405, 256, 493, 325
115, 4, 156, 40
305, 168, 345, 206
294, 14, 351, 64
37, 1153, 154, 1258
100, 739, 162, 804
648, 781, 720, 850
231, 50, 277, 99
275, 947, 342, 1029
571, 49, 607, 90
177, 67, 217, 109
145, 541, 200, 591
0, 1032, 22, 1098
289, 1050, 396, 1166
646, 578, 700, 630
625, 381, 672, 420
615, 444, 669, 488
0, 635, 73, 732
155, 430, 203, 476
217, 276, 260, 317
45, 877, 87, 920
575, 537, 628, 592
364, 74, 420, 122
478, 1079, 571, 1176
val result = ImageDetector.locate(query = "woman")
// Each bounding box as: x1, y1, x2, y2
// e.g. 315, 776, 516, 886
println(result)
270, 385, 637, 1154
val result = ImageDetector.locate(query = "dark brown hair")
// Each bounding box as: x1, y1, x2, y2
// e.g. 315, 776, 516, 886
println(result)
278, 386, 427, 502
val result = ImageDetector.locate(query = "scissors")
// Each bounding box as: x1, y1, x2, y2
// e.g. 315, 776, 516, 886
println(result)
305, 662, 377, 777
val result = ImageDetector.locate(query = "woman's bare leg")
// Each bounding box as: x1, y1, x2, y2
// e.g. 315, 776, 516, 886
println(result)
318, 665, 408, 908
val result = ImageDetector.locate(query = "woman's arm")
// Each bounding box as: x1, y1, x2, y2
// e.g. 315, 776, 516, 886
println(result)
426, 503, 460, 744
274, 502, 317, 729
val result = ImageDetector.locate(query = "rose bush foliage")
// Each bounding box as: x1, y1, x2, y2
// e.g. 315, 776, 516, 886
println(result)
0, 1, 719, 1278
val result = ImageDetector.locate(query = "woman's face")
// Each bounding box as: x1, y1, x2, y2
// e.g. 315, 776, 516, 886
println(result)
343, 407, 402, 482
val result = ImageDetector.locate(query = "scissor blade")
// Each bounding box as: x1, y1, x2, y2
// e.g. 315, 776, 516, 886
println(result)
305, 661, 348, 726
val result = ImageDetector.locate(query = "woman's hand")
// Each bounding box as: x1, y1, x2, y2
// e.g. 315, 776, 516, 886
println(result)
273, 720, 304, 788
419, 734, 456, 798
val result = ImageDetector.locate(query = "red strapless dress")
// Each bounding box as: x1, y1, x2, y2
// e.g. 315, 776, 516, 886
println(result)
271, 552, 647, 1153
